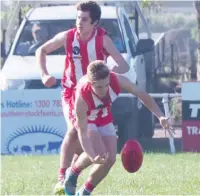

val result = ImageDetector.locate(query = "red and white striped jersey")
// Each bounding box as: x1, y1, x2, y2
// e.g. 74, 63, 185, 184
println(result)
62, 28, 108, 100
70, 72, 121, 127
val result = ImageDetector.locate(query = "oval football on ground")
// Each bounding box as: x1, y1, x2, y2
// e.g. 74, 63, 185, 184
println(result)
121, 139, 143, 173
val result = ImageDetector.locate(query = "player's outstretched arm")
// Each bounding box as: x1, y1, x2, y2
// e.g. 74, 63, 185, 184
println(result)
117, 74, 173, 130
75, 95, 101, 163
103, 35, 129, 74
36, 31, 67, 87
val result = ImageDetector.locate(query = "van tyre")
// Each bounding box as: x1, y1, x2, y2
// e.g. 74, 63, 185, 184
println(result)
112, 97, 139, 151
138, 105, 154, 138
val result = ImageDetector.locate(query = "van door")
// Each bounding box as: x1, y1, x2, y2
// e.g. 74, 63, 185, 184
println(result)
117, 7, 146, 91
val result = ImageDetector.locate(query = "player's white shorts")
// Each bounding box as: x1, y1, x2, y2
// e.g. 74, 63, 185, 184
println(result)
61, 96, 74, 130
88, 123, 117, 136
62, 95, 116, 136
62, 95, 71, 119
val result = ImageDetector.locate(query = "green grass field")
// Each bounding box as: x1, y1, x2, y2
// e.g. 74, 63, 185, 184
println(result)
1, 153, 200, 195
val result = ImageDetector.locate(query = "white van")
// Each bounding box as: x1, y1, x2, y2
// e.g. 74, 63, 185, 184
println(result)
1, 4, 155, 155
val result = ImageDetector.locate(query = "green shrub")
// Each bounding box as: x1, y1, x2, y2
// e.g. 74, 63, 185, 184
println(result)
170, 97, 182, 122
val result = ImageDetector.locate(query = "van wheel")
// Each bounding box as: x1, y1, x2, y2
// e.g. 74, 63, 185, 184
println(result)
138, 105, 154, 138
115, 98, 139, 152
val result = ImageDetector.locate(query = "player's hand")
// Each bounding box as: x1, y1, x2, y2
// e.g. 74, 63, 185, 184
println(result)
41, 74, 57, 87
159, 116, 175, 136
91, 154, 108, 164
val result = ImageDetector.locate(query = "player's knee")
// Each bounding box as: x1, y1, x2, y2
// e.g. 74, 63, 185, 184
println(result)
74, 140, 83, 155
61, 128, 77, 149
65, 128, 77, 140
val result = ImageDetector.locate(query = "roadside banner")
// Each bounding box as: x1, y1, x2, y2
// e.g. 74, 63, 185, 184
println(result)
1, 89, 66, 155
182, 82, 200, 152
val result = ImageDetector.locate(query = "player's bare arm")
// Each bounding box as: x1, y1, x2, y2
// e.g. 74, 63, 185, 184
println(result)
75, 94, 107, 164
117, 74, 173, 130
103, 35, 129, 74
36, 31, 67, 87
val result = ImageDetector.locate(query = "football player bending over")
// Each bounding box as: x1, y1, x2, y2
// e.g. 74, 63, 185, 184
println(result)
64, 60, 173, 195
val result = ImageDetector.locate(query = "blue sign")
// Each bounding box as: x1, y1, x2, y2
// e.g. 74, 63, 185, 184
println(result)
1, 89, 67, 155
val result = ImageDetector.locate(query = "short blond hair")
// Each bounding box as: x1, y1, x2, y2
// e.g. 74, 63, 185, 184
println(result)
87, 60, 110, 81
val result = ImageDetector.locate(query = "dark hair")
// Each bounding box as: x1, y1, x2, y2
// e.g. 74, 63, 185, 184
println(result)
76, 1, 101, 24
87, 60, 110, 81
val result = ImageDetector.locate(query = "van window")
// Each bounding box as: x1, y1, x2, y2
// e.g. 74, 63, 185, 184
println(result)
123, 15, 137, 56
14, 19, 126, 56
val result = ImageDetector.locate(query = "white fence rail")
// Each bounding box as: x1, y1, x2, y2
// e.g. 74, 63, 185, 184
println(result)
119, 93, 181, 154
